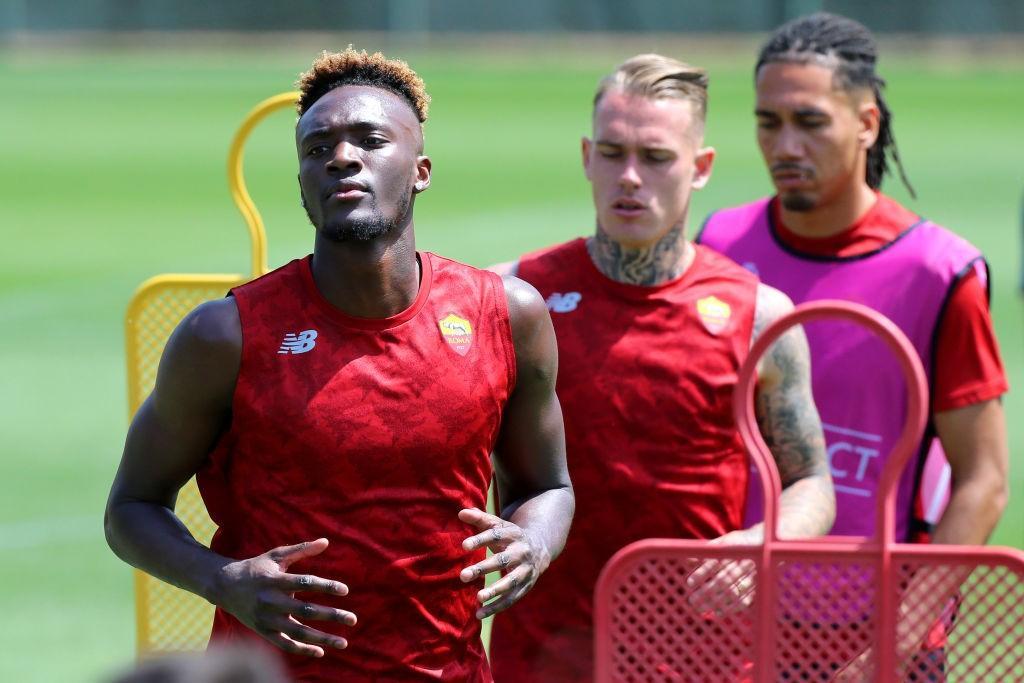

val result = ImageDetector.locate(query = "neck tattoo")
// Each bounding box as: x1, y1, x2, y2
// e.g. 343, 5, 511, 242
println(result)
586, 225, 692, 286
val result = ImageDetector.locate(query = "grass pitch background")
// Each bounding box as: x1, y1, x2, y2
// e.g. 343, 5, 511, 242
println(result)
0, 37, 1021, 681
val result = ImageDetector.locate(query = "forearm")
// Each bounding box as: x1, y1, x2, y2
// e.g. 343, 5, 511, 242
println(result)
739, 473, 835, 543
502, 485, 575, 570
104, 499, 233, 604
930, 475, 1008, 545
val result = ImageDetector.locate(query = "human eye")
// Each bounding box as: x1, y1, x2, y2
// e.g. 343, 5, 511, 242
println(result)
797, 114, 829, 129
756, 116, 779, 130
362, 134, 388, 147
597, 144, 622, 158
645, 150, 673, 163
306, 144, 330, 157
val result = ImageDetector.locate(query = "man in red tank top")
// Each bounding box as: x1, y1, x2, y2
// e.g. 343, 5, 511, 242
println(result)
488, 54, 836, 682
105, 49, 575, 683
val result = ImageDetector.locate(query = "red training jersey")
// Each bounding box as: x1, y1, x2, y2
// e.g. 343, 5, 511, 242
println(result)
197, 253, 515, 683
772, 194, 1008, 411
489, 239, 759, 682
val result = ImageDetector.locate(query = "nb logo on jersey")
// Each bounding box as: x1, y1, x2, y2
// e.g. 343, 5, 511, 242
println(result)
277, 329, 318, 355
546, 292, 582, 313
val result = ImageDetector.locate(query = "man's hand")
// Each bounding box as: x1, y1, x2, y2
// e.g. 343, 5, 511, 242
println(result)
685, 531, 758, 616
214, 538, 356, 658
458, 508, 551, 619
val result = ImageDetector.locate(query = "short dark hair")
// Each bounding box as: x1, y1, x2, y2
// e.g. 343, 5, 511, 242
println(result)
756, 12, 914, 196
296, 47, 430, 122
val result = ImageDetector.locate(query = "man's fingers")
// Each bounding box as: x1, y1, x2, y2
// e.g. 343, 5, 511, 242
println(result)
475, 580, 529, 619
685, 558, 720, 590
264, 593, 357, 626
459, 546, 523, 582
458, 507, 503, 531
266, 615, 348, 652
260, 630, 325, 658
267, 538, 329, 567
686, 559, 754, 614
476, 566, 530, 603
279, 572, 349, 596
462, 523, 520, 552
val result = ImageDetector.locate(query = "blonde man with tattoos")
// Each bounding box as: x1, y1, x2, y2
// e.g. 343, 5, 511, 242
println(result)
487, 54, 836, 682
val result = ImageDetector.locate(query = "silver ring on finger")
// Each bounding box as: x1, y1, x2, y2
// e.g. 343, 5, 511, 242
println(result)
301, 603, 316, 617
497, 552, 511, 569
299, 575, 313, 587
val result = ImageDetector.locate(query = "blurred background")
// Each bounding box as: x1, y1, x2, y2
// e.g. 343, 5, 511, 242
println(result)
1, 1, 1021, 680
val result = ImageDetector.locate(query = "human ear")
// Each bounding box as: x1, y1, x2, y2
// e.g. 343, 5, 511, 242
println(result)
581, 137, 593, 181
691, 146, 716, 190
413, 156, 432, 194
857, 99, 881, 150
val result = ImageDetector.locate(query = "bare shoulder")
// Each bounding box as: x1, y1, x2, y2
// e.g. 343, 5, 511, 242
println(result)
487, 259, 520, 278
154, 297, 241, 408
171, 297, 242, 357
753, 283, 796, 340
501, 274, 549, 345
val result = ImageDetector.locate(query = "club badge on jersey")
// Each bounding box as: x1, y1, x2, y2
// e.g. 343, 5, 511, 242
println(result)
696, 296, 731, 335
438, 313, 474, 356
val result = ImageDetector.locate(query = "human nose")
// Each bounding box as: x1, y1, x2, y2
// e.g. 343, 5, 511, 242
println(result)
773, 125, 803, 160
618, 154, 642, 191
328, 141, 362, 173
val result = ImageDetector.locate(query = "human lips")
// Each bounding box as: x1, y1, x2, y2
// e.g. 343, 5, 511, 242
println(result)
770, 164, 813, 190
327, 180, 370, 201
611, 196, 647, 218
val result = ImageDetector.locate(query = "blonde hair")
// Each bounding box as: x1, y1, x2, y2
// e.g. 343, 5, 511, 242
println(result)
594, 53, 709, 124
296, 47, 430, 122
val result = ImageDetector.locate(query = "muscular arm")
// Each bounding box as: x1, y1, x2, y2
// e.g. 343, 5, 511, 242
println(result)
105, 298, 351, 656
932, 399, 1009, 544
105, 298, 242, 599
459, 275, 574, 618
742, 284, 835, 542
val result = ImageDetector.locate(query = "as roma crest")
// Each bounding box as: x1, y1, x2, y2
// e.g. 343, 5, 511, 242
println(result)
696, 295, 731, 335
438, 313, 474, 356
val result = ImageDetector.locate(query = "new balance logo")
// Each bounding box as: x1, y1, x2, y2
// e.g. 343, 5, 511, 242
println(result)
278, 329, 318, 355
546, 291, 582, 313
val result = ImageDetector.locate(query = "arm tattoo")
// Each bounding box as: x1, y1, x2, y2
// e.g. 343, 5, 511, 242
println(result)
586, 225, 691, 286
753, 286, 835, 538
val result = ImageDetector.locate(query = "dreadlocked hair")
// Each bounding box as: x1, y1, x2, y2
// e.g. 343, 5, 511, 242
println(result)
756, 12, 915, 198
296, 47, 430, 123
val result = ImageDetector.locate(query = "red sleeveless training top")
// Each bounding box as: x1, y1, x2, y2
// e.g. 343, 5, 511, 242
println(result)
490, 238, 758, 682
197, 253, 515, 683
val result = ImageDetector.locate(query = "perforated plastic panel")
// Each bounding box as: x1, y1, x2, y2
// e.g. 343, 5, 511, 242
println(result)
595, 302, 1024, 682
125, 275, 246, 652
601, 548, 757, 682
596, 542, 1024, 682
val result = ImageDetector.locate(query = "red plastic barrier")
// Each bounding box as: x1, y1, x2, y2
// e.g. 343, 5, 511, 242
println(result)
594, 300, 1024, 682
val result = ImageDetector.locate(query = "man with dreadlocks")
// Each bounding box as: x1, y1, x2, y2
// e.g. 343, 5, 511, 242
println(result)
105, 48, 574, 682
698, 12, 1008, 679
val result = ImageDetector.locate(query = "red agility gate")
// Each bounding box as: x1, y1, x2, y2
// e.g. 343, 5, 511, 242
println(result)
594, 300, 1024, 682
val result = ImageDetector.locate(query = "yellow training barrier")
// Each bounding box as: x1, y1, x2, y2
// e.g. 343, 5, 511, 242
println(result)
124, 91, 299, 655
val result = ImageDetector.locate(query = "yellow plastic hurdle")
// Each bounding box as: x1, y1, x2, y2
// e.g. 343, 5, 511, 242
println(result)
124, 91, 299, 654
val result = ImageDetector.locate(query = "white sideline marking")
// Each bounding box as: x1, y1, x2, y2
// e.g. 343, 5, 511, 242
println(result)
0, 514, 97, 550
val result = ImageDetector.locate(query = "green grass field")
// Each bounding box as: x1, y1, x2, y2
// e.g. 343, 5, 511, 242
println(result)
1, 37, 1021, 681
